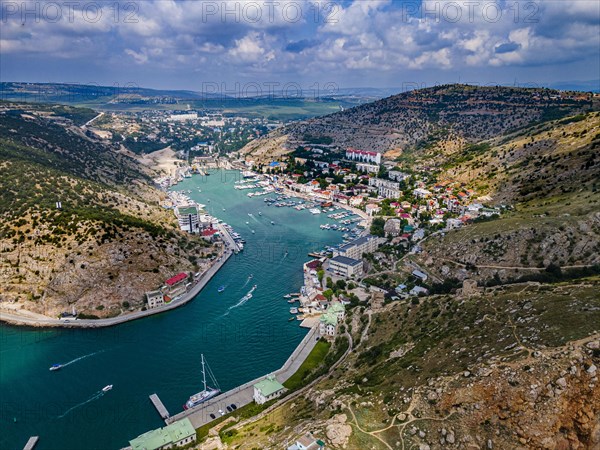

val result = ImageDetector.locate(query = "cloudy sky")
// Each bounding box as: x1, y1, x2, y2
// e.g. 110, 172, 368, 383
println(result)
1, 0, 599, 91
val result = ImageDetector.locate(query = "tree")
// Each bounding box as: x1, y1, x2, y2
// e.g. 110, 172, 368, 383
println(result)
317, 269, 324, 283
326, 277, 333, 289
370, 217, 385, 237
323, 289, 334, 301
335, 279, 347, 291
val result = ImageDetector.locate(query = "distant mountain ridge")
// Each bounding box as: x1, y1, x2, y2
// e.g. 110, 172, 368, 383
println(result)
241, 84, 597, 160
0, 82, 397, 105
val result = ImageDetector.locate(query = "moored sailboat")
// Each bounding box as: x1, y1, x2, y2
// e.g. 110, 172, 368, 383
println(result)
183, 354, 221, 410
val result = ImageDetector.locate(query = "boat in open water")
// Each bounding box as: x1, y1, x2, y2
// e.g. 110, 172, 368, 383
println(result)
49, 364, 62, 371
102, 385, 113, 392
218, 286, 225, 293
183, 354, 221, 410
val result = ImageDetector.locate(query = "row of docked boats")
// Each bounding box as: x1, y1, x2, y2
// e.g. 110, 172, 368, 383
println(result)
285, 292, 300, 322
319, 223, 353, 232
223, 224, 245, 251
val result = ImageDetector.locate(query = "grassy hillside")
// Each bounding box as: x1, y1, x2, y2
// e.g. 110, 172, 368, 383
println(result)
208, 280, 600, 449
442, 112, 600, 204
410, 112, 600, 284
0, 103, 212, 318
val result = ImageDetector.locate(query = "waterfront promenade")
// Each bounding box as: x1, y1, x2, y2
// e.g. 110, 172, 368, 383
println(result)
165, 325, 319, 428
0, 244, 233, 329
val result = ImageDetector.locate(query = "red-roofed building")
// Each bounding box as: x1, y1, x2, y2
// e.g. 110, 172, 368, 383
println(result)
306, 260, 322, 270
166, 272, 188, 287
334, 193, 350, 204
201, 227, 219, 241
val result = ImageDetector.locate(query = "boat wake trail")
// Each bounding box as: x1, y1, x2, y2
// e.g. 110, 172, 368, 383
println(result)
222, 285, 257, 317
241, 276, 252, 288
58, 390, 105, 418
61, 350, 103, 368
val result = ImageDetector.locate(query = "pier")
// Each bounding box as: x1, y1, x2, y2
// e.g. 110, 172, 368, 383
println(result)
165, 325, 319, 428
23, 436, 39, 450
149, 394, 170, 420
215, 222, 241, 252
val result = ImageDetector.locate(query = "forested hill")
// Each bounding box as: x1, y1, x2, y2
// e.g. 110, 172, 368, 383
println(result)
0, 102, 210, 319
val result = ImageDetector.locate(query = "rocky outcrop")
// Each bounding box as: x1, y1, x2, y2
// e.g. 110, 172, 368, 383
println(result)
325, 414, 352, 448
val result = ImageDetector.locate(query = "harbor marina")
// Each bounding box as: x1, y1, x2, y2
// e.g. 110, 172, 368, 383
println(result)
0, 169, 346, 450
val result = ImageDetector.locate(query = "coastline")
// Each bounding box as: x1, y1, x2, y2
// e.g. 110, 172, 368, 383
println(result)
164, 323, 319, 428
0, 170, 369, 329
0, 225, 234, 329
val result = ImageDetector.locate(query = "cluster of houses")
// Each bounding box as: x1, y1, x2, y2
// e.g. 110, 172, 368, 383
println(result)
240, 146, 503, 304
159, 191, 227, 243
252, 147, 499, 241
295, 236, 387, 340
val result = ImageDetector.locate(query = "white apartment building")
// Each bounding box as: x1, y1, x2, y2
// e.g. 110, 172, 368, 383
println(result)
167, 112, 198, 122
356, 162, 380, 173
368, 177, 402, 199
389, 170, 409, 182
145, 291, 165, 309
175, 205, 200, 233
328, 255, 363, 278
334, 235, 380, 260
346, 148, 382, 164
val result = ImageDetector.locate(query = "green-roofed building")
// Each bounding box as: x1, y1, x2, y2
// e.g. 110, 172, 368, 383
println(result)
253, 374, 286, 404
175, 205, 200, 233
129, 418, 196, 450
319, 302, 346, 340
319, 312, 339, 339
329, 302, 345, 318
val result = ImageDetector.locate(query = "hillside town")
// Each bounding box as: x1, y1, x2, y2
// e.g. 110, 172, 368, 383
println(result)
88, 109, 281, 156
229, 143, 503, 302
150, 140, 504, 342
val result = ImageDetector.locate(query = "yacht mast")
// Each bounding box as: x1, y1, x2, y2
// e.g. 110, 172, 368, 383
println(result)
201, 354, 207, 391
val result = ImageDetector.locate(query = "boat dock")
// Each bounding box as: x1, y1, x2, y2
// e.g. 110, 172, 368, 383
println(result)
23, 436, 39, 450
165, 325, 319, 428
149, 393, 170, 419
216, 222, 240, 252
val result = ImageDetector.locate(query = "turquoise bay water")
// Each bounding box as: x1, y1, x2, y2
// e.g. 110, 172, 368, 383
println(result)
0, 170, 343, 450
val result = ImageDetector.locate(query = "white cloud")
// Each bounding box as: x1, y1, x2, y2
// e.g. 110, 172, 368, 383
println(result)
227, 32, 275, 64
124, 48, 148, 64
0, 0, 598, 84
